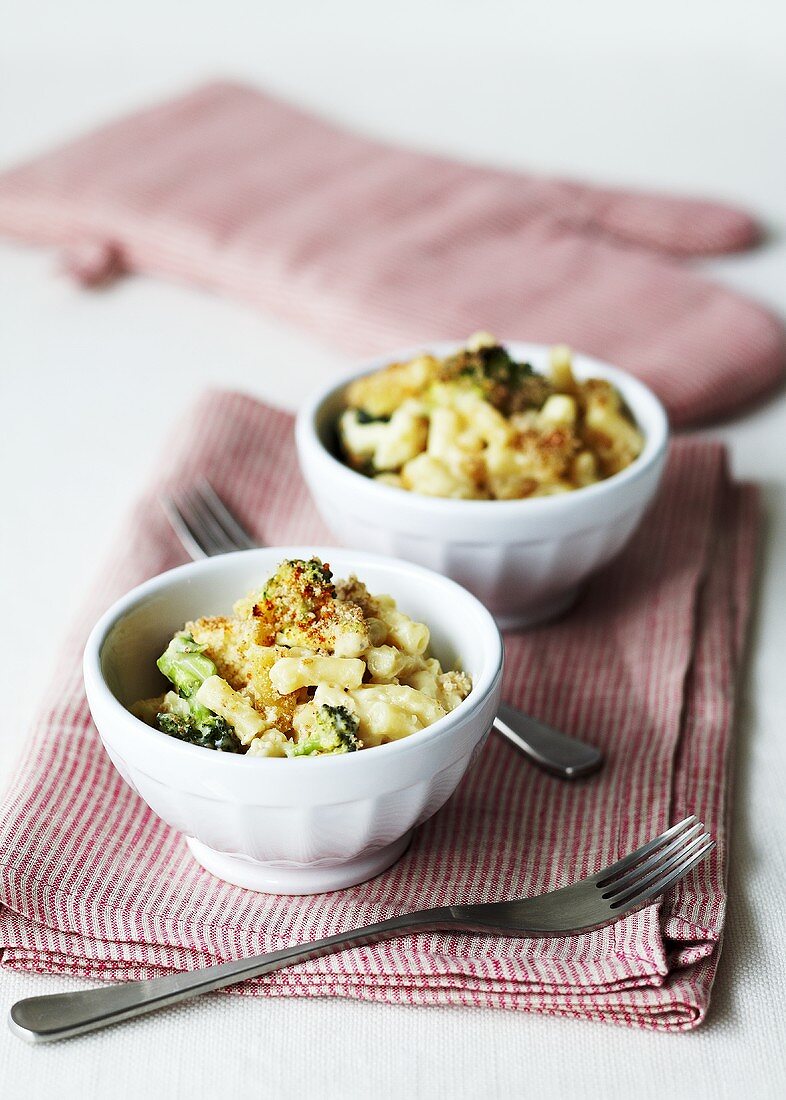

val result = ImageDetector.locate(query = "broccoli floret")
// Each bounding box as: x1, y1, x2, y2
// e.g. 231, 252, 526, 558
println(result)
261, 558, 336, 618
189, 715, 243, 753
355, 408, 391, 425
439, 344, 551, 414
157, 632, 217, 696
289, 704, 361, 756
157, 710, 192, 739
248, 558, 369, 656
156, 699, 243, 753
246, 558, 336, 642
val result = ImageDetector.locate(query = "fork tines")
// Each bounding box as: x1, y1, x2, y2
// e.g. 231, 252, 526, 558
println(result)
162, 479, 258, 558
597, 816, 715, 911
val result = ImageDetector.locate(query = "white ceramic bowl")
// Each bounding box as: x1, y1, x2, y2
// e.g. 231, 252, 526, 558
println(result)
296, 342, 669, 628
83, 547, 503, 895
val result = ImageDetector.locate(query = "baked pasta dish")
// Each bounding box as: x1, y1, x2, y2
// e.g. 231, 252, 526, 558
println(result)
132, 558, 472, 756
337, 334, 644, 500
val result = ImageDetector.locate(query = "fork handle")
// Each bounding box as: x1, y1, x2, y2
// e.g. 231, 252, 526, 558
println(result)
493, 704, 603, 779
8, 907, 457, 1044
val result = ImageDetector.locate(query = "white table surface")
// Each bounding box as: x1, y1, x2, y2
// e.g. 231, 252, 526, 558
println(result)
2, 2, 786, 1096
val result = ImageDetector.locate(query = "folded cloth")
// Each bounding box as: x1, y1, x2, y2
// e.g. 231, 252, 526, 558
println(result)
0, 392, 758, 1030
0, 81, 783, 427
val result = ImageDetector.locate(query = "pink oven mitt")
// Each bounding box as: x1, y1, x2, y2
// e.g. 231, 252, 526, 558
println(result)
0, 80, 782, 426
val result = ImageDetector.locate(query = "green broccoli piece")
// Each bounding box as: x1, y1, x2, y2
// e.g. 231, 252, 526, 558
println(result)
157, 632, 216, 697
355, 408, 391, 425
157, 710, 192, 739
156, 697, 243, 753
188, 715, 243, 753
245, 557, 369, 655
261, 558, 336, 618
289, 704, 361, 756
154, 645, 244, 753
439, 344, 551, 414
252, 558, 343, 649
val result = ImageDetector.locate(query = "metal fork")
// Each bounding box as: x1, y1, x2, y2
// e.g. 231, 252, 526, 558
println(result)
162, 480, 604, 779
8, 816, 714, 1043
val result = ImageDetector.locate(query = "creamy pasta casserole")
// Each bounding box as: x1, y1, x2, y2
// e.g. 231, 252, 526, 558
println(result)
132, 558, 472, 756
338, 334, 644, 500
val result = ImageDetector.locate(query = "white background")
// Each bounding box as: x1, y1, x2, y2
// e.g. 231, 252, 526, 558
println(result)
1, 1, 786, 1096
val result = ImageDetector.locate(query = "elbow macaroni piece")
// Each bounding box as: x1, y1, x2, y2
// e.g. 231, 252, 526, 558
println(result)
349, 684, 447, 746
377, 607, 430, 655
364, 644, 410, 683
339, 401, 428, 473
195, 675, 268, 745
269, 655, 365, 693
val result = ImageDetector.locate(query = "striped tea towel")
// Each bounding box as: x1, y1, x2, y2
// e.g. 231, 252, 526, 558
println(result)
0, 391, 759, 1030
0, 80, 783, 427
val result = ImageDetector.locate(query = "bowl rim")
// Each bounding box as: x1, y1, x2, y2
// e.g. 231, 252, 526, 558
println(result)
83, 545, 504, 769
296, 339, 670, 517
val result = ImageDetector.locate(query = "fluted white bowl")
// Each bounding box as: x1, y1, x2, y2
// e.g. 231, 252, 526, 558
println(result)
83, 547, 503, 894
296, 342, 669, 628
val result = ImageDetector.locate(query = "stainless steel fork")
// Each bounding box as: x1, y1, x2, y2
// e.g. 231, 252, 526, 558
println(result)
161, 479, 604, 779
8, 816, 714, 1043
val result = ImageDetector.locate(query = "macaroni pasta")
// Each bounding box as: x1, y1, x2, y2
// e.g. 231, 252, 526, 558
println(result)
338, 334, 644, 500
132, 557, 472, 757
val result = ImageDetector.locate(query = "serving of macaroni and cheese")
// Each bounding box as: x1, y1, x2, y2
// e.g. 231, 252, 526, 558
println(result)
337, 334, 644, 500
132, 557, 472, 757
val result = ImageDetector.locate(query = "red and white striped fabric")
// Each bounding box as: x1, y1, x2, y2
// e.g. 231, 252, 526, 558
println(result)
0, 392, 758, 1030
0, 81, 783, 427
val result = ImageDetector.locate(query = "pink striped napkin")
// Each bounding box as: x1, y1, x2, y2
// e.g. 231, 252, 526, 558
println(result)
0, 392, 758, 1030
0, 80, 783, 427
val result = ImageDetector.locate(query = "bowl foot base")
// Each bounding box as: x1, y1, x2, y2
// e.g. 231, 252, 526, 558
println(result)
494, 584, 582, 631
186, 831, 414, 895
